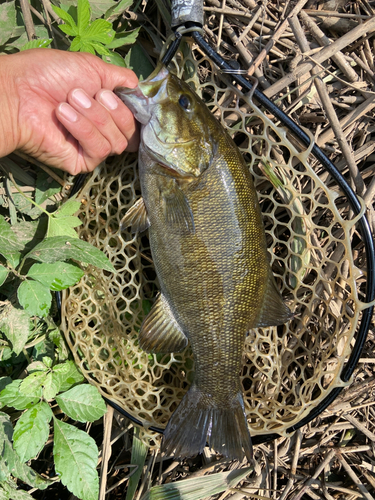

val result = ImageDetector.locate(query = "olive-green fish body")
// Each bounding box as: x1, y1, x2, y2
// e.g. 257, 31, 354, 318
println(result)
116, 67, 291, 461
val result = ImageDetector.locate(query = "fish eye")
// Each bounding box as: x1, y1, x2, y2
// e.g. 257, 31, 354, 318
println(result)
178, 94, 191, 111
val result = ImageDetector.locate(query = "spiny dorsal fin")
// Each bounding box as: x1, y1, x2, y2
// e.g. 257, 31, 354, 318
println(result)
160, 179, 195, 235
120, 197, 150, 233
139, 294, 188, 353
255, 273, 292, 328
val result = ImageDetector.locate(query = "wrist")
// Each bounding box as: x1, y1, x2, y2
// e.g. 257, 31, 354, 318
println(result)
0, 55, 21, 158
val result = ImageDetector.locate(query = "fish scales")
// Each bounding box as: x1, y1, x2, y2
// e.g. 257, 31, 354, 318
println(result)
116, 65, 291, 461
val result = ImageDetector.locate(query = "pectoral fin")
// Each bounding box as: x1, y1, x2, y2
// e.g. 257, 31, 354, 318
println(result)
160, 179, 195, 235
139, 294, 188, 353
255, 273, 293, 328
120, 197, 150, 233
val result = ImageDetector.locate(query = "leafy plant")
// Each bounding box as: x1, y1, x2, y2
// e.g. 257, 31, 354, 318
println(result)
52, 0, 140, 66
0, 169, 111, 500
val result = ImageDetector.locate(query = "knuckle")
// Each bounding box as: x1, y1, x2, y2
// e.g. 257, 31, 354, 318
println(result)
97, 141, 112, 159
112, 137, 128, 155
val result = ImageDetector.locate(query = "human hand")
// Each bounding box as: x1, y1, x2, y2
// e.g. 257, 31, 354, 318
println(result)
1, 49, 139, 175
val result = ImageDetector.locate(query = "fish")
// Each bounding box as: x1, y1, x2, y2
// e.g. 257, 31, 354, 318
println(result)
115, 65, 292, 462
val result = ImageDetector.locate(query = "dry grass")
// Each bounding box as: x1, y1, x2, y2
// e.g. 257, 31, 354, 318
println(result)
5, 0, 375, 498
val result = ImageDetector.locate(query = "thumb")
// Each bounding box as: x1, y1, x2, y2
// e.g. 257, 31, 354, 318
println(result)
90, 56, 139, 91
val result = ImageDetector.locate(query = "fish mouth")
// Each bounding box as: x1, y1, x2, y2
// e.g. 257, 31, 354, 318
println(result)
114, 65, 170, 125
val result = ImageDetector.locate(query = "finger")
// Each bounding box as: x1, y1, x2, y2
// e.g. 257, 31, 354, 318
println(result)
56, 102, 112, 173
68, 88, 130, 156
95, 89, 139, 152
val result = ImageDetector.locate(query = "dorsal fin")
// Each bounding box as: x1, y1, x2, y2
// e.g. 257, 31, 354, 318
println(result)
255, 273, 292, 328
120, 197, 150, 233
139, 294, 188, 353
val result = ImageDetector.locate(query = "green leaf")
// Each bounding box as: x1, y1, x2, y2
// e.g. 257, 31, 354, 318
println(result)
7, 25, 50, 50
0, 302, 30, 356
0, 480, 36, 500
25, 236, 115, 272
106, 28, 139, 49
0, 380, 40, 411
10, 219, 48, 253
27, 261, 84, 291
13, 402, 53, 463
0, 216, 24, 263
0, 378, 12, 393
32, 338, 55, 363
69, 35, 83, 51
77, 0, 91, 33
43, 372, 60, 400
19, 372, 46, 399
0, 412, 13, 482
27, 361, 49, 373
47, 214, 81, 239
35, 170, 61, 205
83, 18, 114, 43
17, 280, 52, 318
0, 265, 8, 287
141, 467, 253, 500
102, 51, 126, 66
79, 40, 97, 54
53, 418, 99, 500
52, 5, 78, 33
125, 44, 154, 81
20, 38, 52, 51
53, 360, 84, 392
1, 426, 52, 490
87, 41, 111, 56
105, 0, 133, 19
125, 427, 148, 500
90, 0, 118, 19
56, 197, 81, 216
49, 329, 70, 362
56, 385, 106, 422
59, 23, 79, 36
0, 1, 16, 46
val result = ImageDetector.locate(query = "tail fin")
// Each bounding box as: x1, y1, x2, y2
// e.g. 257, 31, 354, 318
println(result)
162, 383, 253, 461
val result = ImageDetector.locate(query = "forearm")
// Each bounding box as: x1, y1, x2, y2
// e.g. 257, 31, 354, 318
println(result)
0, 55, 20, 158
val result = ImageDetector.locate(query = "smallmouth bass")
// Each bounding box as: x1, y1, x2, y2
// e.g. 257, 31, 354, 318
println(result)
115, 66, 291, 461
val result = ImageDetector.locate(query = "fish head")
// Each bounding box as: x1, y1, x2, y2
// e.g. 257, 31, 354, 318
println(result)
115, 65, 217, 179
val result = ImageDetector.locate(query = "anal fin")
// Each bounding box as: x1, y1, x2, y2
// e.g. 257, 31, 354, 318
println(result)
255, 272, 293, 328
120, 197, 150, 233
139, 294, 188, 353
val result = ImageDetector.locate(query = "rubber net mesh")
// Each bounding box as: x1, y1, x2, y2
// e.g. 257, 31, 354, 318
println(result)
61, 47, 367, 448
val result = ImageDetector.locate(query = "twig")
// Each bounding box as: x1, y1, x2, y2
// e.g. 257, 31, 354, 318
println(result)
264, 15, 375, 97
303, 9, 371, 19
13, 151, 65, 186
350, 52, 375, 81
293, 449, 336, 500
222, 21, 271, 89
99, 405, 113, 500
317, 94, 375, 146
28, 4, 70, 46
237, 3, 264, 45
289, 15, 365, 194
279, 431, 302, 500
19, 0, 36, 40
248, 0, 308, 76
337, 453, 374, 500
216, 0, 226, 51
300, 11, 359, 83
203, 6, 254, 20
343, 413, 375, 442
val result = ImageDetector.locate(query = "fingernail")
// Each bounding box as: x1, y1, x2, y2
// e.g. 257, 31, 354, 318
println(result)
58, 103, 78, 122
99, 90, 118, 110
72, 89, 92, 109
